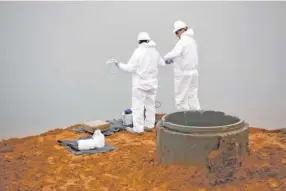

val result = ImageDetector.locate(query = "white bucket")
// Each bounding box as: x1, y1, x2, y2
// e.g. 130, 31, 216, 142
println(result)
121, 112, 133, 126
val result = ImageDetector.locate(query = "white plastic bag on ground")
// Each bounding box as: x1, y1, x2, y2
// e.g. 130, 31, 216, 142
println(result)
77, 139, 97, 151
77, 130, 105, 150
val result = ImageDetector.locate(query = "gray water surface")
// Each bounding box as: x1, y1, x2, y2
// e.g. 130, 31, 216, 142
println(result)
0, 2, 286, 139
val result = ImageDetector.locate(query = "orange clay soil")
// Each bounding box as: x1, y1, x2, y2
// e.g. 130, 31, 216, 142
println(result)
0, 127, 285, 191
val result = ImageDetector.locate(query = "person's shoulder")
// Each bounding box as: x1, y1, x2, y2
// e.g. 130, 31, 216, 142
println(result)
131, 47, 144, 59
181, 35, 195, 45
175, 37, 186, 47
133, 47, 141, 53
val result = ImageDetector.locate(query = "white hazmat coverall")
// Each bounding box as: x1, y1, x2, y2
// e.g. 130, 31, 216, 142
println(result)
118, 41, 165, 133
164, 29, 201, 111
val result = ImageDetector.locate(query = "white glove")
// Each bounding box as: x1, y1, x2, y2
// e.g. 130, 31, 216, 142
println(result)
106, 58, 119, 67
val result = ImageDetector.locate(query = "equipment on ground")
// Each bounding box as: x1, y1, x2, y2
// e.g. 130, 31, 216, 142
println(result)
121, 109, 133, 126
77, 130, 105, 151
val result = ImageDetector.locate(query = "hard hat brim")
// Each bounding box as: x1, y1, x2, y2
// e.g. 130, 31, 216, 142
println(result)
173, 27, 186, 34
173, 28, 182, 34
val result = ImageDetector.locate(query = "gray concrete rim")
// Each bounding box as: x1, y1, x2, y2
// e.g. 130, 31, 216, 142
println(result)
161, 110, 245, 134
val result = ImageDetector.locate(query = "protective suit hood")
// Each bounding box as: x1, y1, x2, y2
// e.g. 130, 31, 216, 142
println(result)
139, 40, 156, 48
182, 29, 194, 38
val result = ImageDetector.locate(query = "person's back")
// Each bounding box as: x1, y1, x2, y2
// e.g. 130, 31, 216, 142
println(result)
181, 29, 198, 72
133, 40, 161, 91
172, 29, 198, 77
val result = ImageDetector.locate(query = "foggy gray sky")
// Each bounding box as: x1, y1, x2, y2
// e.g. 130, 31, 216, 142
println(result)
0, 2, 286, 139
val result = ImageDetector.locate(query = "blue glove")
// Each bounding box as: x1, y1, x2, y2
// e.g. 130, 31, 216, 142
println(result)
165, 59, 173, 64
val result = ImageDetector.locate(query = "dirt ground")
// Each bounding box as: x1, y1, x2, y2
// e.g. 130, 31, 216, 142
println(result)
0, 126, 285, 191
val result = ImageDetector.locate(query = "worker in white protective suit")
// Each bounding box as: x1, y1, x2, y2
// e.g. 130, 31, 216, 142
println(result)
107, 32, 166, 135
164, 20, 201, 111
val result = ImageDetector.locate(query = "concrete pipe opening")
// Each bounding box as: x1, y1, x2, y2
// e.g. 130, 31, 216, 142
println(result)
156, 110, 249, 183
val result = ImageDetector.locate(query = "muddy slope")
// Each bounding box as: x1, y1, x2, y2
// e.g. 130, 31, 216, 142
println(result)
0, 127, 285, 191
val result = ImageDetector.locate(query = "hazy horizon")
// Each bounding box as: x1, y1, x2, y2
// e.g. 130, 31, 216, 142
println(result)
0, 2, 285, 139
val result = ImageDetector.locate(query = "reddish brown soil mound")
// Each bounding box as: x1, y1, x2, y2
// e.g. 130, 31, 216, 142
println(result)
0, 127, 285, 190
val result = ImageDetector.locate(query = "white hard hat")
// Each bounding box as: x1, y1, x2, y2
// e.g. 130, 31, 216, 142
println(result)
173, 20, 188, 33
137, 32, 151, 41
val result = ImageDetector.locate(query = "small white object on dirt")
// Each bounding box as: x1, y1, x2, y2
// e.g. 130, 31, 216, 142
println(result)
121, 112, 133, 126
92, 130, 105, 148
78, 139, 97, 151
77, 130, 105, 151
